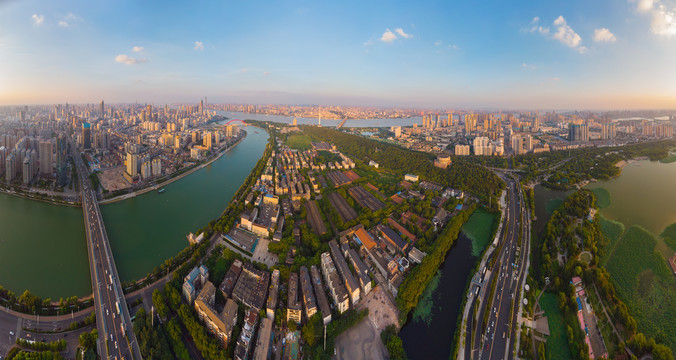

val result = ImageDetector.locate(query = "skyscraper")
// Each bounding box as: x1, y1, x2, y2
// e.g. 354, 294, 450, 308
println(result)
82, 122, 91, 149
100, 100, 104, 118
568, 122, 589, 142
5, 153, 15, 183
56, 134, 68, 186
39, 141, 52, 176
126, 152, 139, 177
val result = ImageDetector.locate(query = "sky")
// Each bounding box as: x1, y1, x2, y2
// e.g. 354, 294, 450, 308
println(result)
1, 0, 675, 110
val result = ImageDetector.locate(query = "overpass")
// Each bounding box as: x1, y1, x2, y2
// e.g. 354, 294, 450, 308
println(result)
71, 141, 142, 360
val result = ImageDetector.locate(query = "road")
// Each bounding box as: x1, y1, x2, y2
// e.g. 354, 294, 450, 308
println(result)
72, 142, 142, 360
466, 173, 530, 360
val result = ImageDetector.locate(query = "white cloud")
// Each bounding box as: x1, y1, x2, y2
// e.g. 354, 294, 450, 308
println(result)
594, 28, 617, 42
522, 62, 537, 69
132, 46, 144, 53
31, 14, 44, 26
194, 41, 204, 50
57, 13, 82, 27
633, 0, 676, 36
529, 16, 586, 53
263, 71, 270, 75
380, 29, 397, 43
434, 40, 443, 46
552, 16, 586, 52
115, 54, 148, 65
637, 0, 655, 12
363, 40, 374, 46
526, 17, 550, 34
394, 28, 412, 39
240, 68, 248, 73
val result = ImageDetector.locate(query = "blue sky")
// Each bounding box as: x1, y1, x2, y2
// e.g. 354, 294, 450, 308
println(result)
1, 0, 675, 109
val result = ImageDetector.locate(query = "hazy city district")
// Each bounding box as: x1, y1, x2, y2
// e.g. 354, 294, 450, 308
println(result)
0, 101, 675, 360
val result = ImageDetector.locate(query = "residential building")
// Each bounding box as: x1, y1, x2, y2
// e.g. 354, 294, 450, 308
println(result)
328, 240, 360, 305
232, 262, 270, 311
300, 266, 318, 319
320, 252, 349, 314
287, 273, 302, 324
183, 265, 209, 304
310, 265, 332, 325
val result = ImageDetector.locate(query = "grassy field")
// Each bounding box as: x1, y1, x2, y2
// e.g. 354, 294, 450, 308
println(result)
286, 134, 314, 150
599, 215, 625, 265
605, 225, 676, 351
540, 292, 572, 360
591, 187, 611, 209
461, 208, 497, 256
353, 164, 401, 196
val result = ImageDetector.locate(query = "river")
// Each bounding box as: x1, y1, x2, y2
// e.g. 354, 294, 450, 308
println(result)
0, 125, 269, 298
0, 193, 90, 300
400, 210, 497, 359
217, 110, 423, 128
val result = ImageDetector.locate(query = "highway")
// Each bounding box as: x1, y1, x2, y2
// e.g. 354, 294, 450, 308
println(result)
72, 142, 142, 360
466, 173, 530, 360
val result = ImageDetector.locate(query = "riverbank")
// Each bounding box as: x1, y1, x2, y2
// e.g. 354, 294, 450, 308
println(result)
99, 132, 246, 205
0, 188, 81, 207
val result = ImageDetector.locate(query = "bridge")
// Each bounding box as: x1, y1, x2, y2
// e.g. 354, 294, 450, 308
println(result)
224, 118, 247, 127
71, 140, 141, 360
337, 118, 347, 129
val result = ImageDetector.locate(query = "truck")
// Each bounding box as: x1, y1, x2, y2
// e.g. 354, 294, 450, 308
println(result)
115, 301, 121, 315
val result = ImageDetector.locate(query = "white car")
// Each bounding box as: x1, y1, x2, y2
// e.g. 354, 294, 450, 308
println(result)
9, 331, 14, 336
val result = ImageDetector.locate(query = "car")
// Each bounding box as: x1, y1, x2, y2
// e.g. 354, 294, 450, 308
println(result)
26, 333, 31, 338
9, 331, 14, 336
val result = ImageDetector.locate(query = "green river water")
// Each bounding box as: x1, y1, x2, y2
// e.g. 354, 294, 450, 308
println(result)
0, 126, 269, 299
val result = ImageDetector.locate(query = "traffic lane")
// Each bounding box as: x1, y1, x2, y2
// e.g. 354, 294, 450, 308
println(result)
486, 206, 520, 358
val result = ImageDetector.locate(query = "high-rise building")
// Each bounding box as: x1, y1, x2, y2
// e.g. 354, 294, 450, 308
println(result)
82, 123, 91, 149
568, 122, 589, 142
22, 158, 33, 184
126, 152, 139, 177
204, 132, 212, 150
472, 136, 491, 156
99, 100, 104, 118
464, 114, 477, 133
0, 146, 5, 172
5, 153, 16, 183
601, 123, 617, 140
56, 134, 68, 186
455, 144, 470, 156
39, 141, 52, 176
152, 158, 162, 176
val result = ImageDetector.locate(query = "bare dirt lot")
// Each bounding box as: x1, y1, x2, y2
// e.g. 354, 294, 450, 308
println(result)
334, 285, 399, 360
98, 166, 131, 191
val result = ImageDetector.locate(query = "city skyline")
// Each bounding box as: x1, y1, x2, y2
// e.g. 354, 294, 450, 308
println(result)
1, 0, 676, 109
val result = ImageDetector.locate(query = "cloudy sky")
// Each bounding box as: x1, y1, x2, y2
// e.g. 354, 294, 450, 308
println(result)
1, 0, 675, 109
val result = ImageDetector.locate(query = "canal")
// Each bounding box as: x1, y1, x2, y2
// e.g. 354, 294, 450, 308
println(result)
0, 125, 269, 298
400, 209, 497, 359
